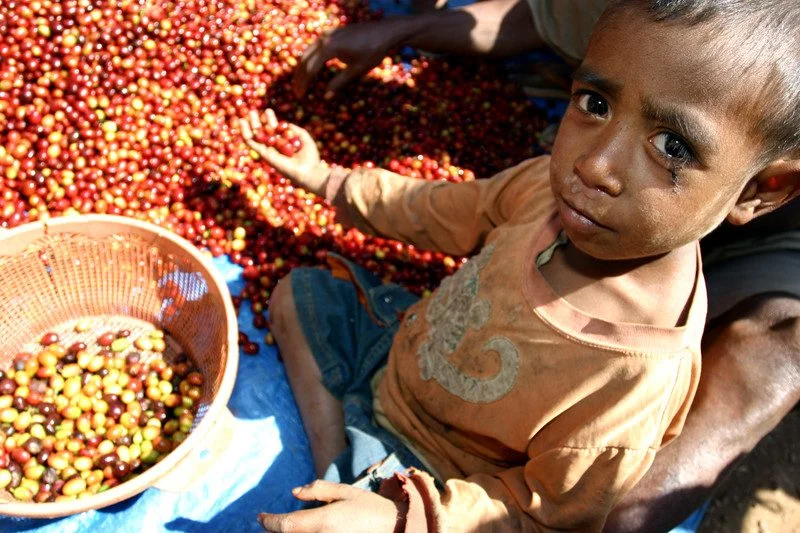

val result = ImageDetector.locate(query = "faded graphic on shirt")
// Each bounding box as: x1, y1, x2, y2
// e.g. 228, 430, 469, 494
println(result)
418, 244, 520, 403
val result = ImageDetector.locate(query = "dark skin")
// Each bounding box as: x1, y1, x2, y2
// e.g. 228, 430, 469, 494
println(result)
281, 1, 800, 530
292, 0, 543, 99
605, 290, 800, 531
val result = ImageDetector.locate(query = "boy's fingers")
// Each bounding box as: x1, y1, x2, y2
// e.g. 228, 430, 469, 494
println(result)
265, 109, 279, 130
239, 118, 253, 141
260, 147, 293, 173
286, 124, 317, 156
242, 137, 290, 169
248, 109, 262, 132
268, 152, 300, 178
244, 139, 272, 159
239, 112, 299, 177
292, 480, 364, 503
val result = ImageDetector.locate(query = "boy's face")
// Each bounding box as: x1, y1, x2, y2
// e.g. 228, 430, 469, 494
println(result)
550, 7, 764, 261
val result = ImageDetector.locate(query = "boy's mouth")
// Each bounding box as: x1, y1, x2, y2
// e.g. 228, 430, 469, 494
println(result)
559, 197, 613, 231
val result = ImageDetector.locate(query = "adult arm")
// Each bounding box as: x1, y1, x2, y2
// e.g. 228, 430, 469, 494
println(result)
605, 293, 800, 532
388, 0, 542, 57
293, 0, 542, 97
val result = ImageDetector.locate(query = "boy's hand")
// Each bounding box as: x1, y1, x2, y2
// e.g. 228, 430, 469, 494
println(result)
240, 109, 329, 197
258, 480, 399, 533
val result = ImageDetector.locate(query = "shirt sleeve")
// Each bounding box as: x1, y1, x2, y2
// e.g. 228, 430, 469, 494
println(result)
326, 157, 552, 256
524, 0, 608, 64
387, 446, 657, 533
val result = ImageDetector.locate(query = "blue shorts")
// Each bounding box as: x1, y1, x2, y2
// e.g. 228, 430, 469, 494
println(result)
290, 253, 426, 490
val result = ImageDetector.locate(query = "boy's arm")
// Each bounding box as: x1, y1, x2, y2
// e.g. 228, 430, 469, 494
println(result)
325, 158, 550, 255
241, 112, 552, 256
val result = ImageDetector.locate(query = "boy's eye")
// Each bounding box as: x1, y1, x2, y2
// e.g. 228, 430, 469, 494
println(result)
650, 132, 694, 164
574, 91, 610, 118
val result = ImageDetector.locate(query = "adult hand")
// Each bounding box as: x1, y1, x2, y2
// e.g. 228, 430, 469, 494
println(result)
258, 480, 400, 533
239, 109, 329, 197
293, 22, 406, 99
292, 0, 546, 98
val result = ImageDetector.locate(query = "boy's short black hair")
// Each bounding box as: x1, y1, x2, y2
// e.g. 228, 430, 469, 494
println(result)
605, 0, 800, 164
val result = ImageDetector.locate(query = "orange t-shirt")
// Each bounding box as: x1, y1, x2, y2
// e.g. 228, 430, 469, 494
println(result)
327, 156, 704, 531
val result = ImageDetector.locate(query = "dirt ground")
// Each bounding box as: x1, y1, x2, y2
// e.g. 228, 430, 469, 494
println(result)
699, 406, 800, 533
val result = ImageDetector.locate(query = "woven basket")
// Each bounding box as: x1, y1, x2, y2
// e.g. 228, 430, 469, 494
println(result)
0, 215, 239, 518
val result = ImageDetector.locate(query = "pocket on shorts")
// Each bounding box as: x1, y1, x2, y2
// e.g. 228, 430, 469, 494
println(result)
326, 252, 419, 328
366, 283, 420, 327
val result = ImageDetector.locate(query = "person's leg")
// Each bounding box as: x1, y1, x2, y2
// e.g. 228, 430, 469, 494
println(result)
607, 225, 800, 532
605, 293, 800, 532
410, 0, 449, 14
269, 274, 347, 477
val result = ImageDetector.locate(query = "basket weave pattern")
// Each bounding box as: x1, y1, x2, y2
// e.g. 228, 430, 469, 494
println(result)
0, 215, 237, 517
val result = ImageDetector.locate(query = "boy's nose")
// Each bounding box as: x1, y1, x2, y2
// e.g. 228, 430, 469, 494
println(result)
573, 134, 625, 197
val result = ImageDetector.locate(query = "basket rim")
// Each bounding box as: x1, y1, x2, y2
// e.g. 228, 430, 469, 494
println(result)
0, 215, 240, 518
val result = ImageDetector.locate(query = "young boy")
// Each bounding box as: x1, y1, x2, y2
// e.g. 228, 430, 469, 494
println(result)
243, 1, 800, 530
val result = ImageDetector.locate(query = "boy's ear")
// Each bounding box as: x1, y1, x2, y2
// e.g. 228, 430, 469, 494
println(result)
727, 158, 800, 225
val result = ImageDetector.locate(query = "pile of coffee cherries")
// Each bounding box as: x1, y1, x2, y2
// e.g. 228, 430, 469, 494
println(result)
0, 0, 548, 337
0, 322, 203, 502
